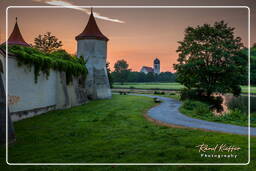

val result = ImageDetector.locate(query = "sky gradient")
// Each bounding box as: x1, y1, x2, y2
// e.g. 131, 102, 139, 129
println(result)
0, 0, 255, 72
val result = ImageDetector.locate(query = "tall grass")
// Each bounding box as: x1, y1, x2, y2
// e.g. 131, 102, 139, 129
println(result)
227, 95, 256, 113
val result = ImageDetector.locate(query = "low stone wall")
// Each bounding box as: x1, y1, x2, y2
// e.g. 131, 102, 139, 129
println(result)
0, 51, 88, 121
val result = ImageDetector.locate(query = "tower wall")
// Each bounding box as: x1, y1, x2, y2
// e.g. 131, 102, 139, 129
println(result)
154, 63, 160, 74
77, 39, 111, 99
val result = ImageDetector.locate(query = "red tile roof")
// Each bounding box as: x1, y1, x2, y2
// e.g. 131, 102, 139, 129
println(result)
2, 18, 30, 47
75, 10, 109, 41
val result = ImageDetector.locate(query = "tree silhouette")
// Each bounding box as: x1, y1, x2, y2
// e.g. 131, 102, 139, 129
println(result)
34, 32, 62, 53
174, 21, 247, 97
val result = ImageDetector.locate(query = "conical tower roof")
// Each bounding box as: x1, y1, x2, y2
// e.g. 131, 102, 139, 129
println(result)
3, 17, 30, 47
75, 9, 109, 41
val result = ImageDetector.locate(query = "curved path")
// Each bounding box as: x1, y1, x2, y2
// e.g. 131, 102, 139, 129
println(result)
130, 93, 256, 136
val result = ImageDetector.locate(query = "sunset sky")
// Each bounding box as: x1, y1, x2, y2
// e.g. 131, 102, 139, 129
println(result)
0, 0, 255, 72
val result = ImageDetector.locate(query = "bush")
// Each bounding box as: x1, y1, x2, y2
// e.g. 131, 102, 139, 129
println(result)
180, 89, 201, 101
227, 95, 256, 114
154, 91, 160, 94
182, 100, 210, 115
194, 103, 210, 115
182, 100, 198, 110
227, 96, 248, 114
180, 89, 223, 112
221, 109, 248, 123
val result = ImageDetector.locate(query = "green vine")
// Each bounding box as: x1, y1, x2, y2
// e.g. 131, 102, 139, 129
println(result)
7, 45, 87, 84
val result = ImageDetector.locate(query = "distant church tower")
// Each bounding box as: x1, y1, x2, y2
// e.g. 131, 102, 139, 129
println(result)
153, 58, 160, 74
75, 9, 111, 99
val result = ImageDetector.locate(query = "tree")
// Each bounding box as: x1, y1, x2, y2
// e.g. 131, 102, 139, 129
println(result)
113, 59, 130, 84
34, 32, 63, 53
0, 60, 15, 144
240, 46, 256, 85
174, 21, 247, 97
253, 42, 256, 48
106, 62, 113, 88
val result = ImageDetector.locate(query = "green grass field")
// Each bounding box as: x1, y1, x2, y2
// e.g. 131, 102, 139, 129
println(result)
113, 82, 256, 94
0, 95, 255, 170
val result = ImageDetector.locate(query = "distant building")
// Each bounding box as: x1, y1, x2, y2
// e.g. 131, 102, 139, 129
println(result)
153, 58, 160, 74
140, 66, 154, 74
140, 58, 160, 74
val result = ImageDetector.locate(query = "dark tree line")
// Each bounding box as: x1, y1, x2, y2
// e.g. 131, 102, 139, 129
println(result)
125, 71, 176, 82
241, 45, 256, 85
110, 59, 176, 84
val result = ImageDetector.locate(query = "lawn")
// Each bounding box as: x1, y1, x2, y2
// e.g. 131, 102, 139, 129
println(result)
0, 95, 255, 170
113, 82, 256, 94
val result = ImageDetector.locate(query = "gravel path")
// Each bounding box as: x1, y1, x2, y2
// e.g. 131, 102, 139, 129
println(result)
130, 93, 256, 136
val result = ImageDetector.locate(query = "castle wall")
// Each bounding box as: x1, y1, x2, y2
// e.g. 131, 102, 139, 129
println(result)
0, 53, 88, 121
77, 39, 111, 99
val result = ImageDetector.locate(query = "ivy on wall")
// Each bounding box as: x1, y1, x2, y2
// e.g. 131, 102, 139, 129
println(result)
7, 45, 87, 84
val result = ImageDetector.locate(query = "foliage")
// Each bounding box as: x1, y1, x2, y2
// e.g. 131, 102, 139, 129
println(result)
34, 32, 63, 53
112, 71, 176, 83
182, 100, 210, 114
180, 89, 223, 112
8, 45, 87, 84
227, 95, 256, 113
106, 62, 113, 88
180, 99, 256, 127
154, 91, 165, 95
174, 21, 247, 97
112, 59, 131, 84
241, 46, 256, 85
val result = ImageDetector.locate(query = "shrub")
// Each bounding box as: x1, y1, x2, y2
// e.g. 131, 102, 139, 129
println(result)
221, 109, 248, 122
228, 95, 256, 114
180, 89, 223, 112
154, 91, 160, 94
209, 96, 223, 113
182, 100, 198, 110
194, 103, 210, 115
180, 89, 200, 101
182, 100, 210, 115
227, 96, 250, 114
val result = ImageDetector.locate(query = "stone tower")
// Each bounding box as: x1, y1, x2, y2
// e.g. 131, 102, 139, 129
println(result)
153, 58, 160, 74
75, 10, 111, 99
